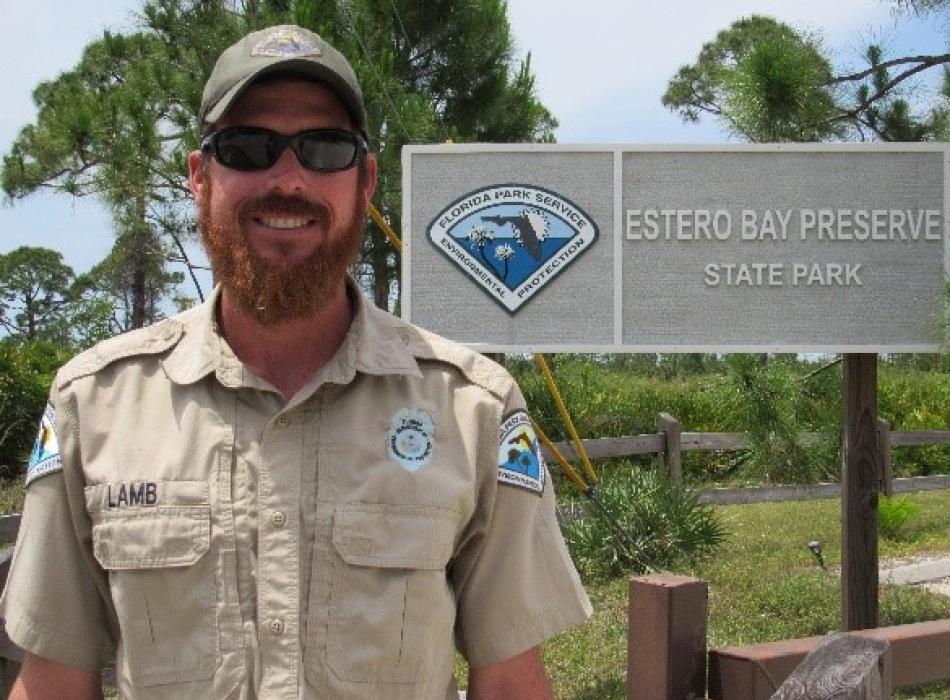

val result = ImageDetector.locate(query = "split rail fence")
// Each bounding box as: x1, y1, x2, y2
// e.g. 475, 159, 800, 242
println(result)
545, 412, 950, 505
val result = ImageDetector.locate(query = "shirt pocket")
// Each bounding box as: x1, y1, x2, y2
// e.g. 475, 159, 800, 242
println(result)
86, 481, 217, 687
324, 503, 457, 684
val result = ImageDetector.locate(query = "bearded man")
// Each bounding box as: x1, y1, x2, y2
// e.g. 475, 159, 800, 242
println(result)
1, 25, 590, 700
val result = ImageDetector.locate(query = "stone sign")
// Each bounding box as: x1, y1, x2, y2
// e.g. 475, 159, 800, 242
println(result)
402, 145, 948, 352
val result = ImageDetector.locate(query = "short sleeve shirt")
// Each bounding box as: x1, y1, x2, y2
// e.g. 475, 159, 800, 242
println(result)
0, 284, 591, 700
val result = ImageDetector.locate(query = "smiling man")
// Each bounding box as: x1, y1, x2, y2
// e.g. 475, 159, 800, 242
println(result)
0, 25, 591, 700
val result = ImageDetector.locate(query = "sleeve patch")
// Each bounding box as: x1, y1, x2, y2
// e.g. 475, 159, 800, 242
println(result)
26, 402, 62, 486
498, 410, 545, 495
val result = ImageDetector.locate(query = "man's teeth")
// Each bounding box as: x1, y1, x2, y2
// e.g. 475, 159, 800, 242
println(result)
259, 215, 313, 229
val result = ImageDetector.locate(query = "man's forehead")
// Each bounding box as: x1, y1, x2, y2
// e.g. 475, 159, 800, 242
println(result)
219, 76, 353, 126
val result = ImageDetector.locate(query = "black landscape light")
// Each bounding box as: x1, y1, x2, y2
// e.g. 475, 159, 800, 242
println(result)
808, 540, 825, 569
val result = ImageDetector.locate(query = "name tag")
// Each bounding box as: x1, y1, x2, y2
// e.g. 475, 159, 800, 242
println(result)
108, 481, 158, 508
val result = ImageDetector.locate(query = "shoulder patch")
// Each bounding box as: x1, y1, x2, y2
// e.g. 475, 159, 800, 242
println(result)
57, 319, 183, 389
27, 403, 62, 486
498, 410, 545, 495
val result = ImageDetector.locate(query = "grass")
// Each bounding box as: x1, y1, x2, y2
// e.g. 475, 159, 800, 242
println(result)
0, 480, 24, 517
540, 491, 950, 700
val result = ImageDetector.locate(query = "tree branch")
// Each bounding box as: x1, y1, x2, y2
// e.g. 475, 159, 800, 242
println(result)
829, 53, 950, 84
841, 57, 949, 123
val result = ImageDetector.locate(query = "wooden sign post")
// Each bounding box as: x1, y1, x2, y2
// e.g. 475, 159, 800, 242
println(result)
842, 354, 882, 631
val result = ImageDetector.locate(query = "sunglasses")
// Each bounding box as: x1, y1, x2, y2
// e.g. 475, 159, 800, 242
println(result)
201, 127, 367, 172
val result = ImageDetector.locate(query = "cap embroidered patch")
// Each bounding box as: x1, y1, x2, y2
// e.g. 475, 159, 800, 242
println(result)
27, 403, 62, 486
388, 408, 435, 472
251, 28, 322, 58
498, 410, 545, 495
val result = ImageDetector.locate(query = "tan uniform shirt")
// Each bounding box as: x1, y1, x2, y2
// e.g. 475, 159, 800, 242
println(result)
1, 285, 591, 699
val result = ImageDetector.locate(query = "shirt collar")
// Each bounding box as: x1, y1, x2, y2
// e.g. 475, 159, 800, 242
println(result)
161, 278, 422, 388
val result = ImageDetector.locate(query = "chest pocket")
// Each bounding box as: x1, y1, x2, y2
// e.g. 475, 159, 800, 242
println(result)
322, 503, 457, 684
86, 481, 217, 687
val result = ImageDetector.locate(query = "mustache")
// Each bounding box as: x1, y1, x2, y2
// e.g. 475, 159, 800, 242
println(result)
238, 194, 331, 226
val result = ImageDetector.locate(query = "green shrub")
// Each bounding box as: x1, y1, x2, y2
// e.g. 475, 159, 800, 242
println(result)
561, 464, 726, 581
878, 495, 920, 540
0, 340, 73, 479
726, 354, 840, 484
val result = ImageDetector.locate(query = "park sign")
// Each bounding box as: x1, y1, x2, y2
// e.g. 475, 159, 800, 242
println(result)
401, 144, 949, 353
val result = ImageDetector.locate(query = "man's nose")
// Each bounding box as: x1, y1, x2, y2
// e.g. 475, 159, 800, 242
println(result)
264, 144, 310, 189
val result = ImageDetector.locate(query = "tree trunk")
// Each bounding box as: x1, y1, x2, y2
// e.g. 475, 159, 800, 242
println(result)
130, 193, 149, 329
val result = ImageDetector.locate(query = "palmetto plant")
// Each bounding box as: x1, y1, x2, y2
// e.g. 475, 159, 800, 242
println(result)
561, 463, 726, 581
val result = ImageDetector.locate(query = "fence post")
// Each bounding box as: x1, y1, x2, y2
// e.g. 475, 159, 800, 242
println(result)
628, 574, 707, 700
877, 418, 893, 498
657, 413, 682, 482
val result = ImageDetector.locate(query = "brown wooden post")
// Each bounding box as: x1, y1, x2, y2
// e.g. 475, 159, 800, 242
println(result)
877, 418, 893, 498
657, 413, 682, 482
628, 574, 707, 700
842, 354, 880, 631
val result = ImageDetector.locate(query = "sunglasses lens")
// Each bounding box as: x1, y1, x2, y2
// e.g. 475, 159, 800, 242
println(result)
296, 132, 359, 171
215, 129, 280, 170
206, 129, 362, 172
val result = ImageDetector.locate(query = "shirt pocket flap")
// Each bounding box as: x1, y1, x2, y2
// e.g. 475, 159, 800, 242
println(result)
91, 507, 211, 570
331, 504, 457, 570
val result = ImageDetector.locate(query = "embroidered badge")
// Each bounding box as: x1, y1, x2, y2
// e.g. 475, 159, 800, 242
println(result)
251, 28, 322, 58
26, 403, 62, 486
498, 410, 545, 495
428, 184, 598, 313
388, 408, 435, 472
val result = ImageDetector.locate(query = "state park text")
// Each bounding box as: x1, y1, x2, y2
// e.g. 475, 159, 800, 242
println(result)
626, 207, 943, 288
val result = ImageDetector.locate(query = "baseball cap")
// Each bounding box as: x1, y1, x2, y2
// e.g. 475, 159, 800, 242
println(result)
199, 25, 368, 136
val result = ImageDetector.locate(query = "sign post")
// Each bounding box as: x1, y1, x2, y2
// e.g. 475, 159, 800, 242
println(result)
842, 354, 881, 631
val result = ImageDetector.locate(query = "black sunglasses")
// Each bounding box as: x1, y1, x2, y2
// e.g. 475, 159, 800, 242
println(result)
201, 127, 367, 172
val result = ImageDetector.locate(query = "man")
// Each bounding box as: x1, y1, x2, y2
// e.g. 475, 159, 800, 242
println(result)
1, 24, 591, 700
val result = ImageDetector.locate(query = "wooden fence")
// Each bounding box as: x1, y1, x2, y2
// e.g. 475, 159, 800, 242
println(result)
545, 413, 950, 505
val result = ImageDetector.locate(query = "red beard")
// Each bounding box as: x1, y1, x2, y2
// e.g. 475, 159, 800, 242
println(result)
198, 176, 364, 326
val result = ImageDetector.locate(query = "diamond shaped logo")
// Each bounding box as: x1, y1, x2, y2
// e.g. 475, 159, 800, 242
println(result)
428, 184, 598, 313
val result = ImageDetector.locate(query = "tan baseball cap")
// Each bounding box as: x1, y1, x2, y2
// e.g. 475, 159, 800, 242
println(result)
199, 25, 368, 136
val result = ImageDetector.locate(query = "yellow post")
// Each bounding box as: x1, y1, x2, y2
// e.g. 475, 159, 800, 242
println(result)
533, 354, 597, 484
532, 420, 589, 494
369, 202, 402, 251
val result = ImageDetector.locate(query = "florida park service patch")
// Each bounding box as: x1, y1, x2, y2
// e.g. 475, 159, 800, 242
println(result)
27, 403, 62, 486
498, 410, 545, 495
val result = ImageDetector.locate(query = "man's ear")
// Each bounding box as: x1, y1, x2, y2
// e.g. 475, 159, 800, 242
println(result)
360, 153, 378, 209
188, 150, 205, 199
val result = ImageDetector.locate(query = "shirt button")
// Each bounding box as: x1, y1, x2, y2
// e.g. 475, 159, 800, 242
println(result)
270, 511, 286, 528
269, 618, 285, 636
276, 415, 290, 428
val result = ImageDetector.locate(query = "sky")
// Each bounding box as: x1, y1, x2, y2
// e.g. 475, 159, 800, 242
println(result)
1, 0, 947, 297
